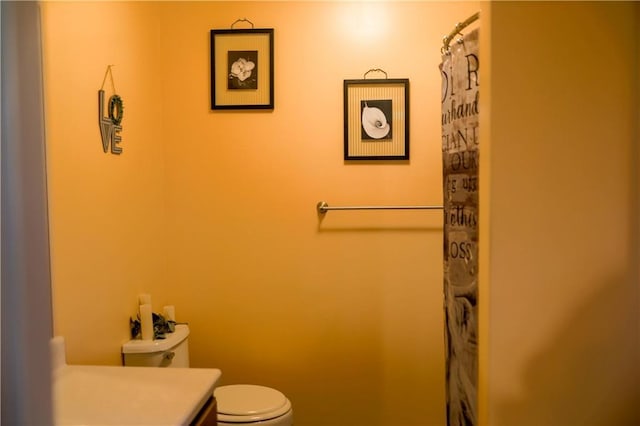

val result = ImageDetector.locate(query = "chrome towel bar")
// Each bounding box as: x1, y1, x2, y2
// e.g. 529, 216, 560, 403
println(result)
317, 201, 443, 214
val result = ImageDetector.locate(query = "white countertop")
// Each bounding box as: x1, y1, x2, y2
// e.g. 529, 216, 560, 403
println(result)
53, 365, 221, 425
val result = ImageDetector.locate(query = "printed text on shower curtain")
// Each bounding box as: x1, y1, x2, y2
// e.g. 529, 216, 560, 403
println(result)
440, 28, 479, 426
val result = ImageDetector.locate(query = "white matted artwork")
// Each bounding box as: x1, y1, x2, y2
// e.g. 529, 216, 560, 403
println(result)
210, 28, 274, 110
343, 79, 409, 161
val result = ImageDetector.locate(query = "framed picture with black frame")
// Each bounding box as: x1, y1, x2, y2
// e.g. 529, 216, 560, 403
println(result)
210, 28, 274, 110
343, 78, 409, 160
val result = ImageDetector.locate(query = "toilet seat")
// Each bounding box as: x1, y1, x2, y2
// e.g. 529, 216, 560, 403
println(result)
215, 384, 292, 423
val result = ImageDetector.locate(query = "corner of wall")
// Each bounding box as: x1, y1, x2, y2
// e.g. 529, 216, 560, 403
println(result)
477, 3, 492, 426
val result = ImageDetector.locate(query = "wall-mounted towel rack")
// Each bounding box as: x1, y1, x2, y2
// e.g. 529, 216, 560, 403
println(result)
317, 201, 443, 214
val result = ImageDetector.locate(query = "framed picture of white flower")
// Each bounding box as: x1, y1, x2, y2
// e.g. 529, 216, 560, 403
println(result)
343, 79, 409, 160
210, 28, 274, 109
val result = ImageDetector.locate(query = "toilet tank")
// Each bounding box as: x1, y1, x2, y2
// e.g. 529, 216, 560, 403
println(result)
122, 324, 190, 368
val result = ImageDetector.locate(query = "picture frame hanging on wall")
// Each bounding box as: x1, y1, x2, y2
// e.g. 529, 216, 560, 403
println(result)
343, 78, 409, 160
210, 28, 274, 110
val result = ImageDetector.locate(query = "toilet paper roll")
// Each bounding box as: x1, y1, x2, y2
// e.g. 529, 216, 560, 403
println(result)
140, 303, 154, 341
138, 293, 151, 305
163, 305, 176, 322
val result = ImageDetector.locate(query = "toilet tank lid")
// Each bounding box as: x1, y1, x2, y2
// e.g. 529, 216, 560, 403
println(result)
122, 324, 189, 354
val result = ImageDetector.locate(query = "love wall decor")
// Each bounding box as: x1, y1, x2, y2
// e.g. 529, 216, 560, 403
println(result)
98, 65, 124, 155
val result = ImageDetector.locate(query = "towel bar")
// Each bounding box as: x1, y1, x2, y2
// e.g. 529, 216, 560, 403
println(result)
316, 201, 443, 214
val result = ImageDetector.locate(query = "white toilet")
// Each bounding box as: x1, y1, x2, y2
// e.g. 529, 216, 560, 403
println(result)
122, 324, 293, 426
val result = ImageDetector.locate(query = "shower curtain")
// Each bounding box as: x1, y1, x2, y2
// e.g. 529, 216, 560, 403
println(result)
440, 27, 479, 426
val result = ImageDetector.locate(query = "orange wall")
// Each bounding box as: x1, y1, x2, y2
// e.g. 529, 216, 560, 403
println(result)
41, 1, 169, 365
42, 2, 479, 425
480, 2, 639, 425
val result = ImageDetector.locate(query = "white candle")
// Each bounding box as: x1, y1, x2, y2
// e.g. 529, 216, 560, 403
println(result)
140, 303, 154, 341
163, 305, 176, 322
138, 293, 151, 305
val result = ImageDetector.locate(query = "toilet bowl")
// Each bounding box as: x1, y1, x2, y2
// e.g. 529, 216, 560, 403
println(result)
122, 325, 293, 425
215, 384, 293, 425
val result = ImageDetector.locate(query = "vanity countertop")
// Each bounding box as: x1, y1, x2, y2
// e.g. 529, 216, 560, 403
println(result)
53, 364, 221, 425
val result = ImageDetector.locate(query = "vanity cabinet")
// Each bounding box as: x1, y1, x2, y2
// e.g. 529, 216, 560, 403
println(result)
192, 396, 218, 426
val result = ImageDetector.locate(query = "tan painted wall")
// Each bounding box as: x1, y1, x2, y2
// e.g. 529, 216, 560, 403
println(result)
480, 2, 639, 425
42, 2, 479, 425
41, 1, 169, 366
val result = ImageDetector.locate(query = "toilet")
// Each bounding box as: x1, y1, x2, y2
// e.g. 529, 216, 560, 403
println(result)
122, 324, 293, 426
